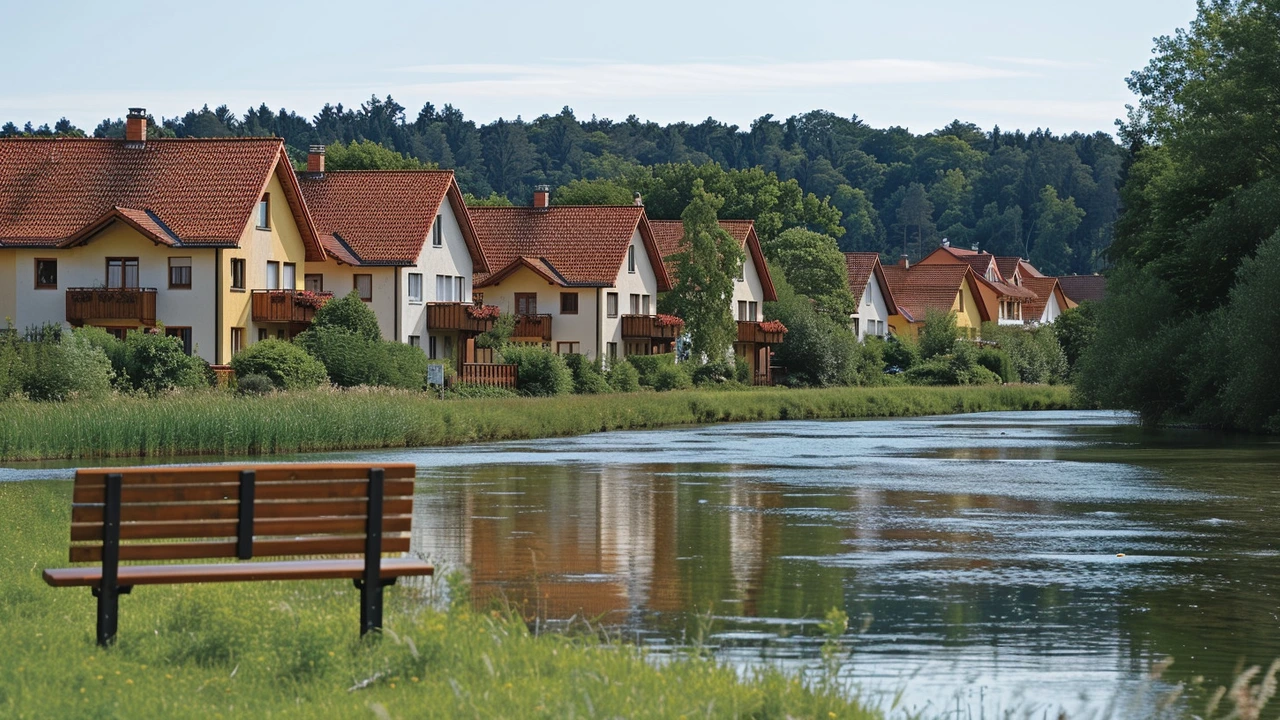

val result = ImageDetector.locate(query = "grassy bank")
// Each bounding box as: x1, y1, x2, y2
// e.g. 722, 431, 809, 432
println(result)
0, 481, 876, 718
0, 384, 1075, 462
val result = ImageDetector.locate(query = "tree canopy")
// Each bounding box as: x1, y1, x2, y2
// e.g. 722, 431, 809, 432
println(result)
664, 180, 743, 359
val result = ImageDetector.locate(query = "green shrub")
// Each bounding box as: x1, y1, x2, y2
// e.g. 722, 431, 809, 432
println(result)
0, 336, 20, 400
691, 359, 736, 387
296, 327, 375, 388
1054, 302, 1099, 373
902, 341, 1001, 386
882, 333, 920, 372
13, 331, 115, 401
983, 323, 1068, 384
563, 353, 611, 394
124, 330, 207, 394
919, 309, 961, 359
627, 353, 678, 388
311, 290, 381, 341
606, 359, 641, 393
853, 337, 889, 385
229, 340, 328, 390
733, 356, 752, 384
76, 326, 128, 384
236, 373, 275, 396
499, 346, 573, 396
765, 273, 860, 387
445, 383, 519, 399
376, 341, 429, 390
652, 364, 692, 391
976, 347, 1016, 383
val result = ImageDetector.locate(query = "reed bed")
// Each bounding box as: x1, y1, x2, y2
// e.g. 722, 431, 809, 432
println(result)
0, 384, 1075, 462
0, 481, 877, 718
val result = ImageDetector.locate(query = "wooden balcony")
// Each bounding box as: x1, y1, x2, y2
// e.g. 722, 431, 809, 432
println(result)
512, 314, 552, 341
621, 314, 683, 340
251, 290, 333, 324
459, 363, 517, 388
66, 288, 157, 326
427, 302, 495, 334
737, 320, 785, 345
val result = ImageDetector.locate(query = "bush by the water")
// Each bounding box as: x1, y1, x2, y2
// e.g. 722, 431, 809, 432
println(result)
563, 353, 611, 394
606, 358, 640, 392
902, 340, 1001, 386
310, 289, 381, 341
294, 294, 427, 390
883, 333, 921, 373
976, 347, 1016, 383
983, 323, 1068, 384
651, 363, 693, 391
919, 308, 962, 359
766, 271, 861, 386
0, 325, 115, 401
235, 373, 275, 396
499, 346, 573, 396
691, 358, 737, 387
229, 339, 328, 390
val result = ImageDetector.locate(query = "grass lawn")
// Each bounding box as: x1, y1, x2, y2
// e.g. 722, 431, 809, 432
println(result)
0, 480, 879, 719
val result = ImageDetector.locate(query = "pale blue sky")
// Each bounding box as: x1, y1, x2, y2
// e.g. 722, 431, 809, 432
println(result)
1, 0, 1197, 135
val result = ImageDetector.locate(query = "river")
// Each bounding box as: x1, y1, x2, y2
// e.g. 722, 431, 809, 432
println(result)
6, 410, 1279, 717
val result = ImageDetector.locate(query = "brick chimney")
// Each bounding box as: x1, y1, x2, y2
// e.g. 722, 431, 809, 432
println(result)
125, 108, 147, 144
898, 254, 910, 269
307, 145, 326, 175
532, 184, 550, 209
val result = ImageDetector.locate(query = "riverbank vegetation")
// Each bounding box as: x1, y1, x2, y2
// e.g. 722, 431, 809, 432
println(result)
0, 481, 876, 719
1077, 0, 1280, 434
0, 384, 1073, 462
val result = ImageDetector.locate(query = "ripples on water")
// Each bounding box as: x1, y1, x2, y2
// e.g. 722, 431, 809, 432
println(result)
7, 410, 1280, 717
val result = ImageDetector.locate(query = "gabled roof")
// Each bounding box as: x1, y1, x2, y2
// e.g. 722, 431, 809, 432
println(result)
881, 263, 990, 323
995, 257, 1022, 279
843, 252, 898, 315
298, 170, 487, 271
648, 218, 777, 301
1022, 276, 1073, 320
1057, 274, 1107, 304
920, 245, 1036, 301
0, 137, 324, 260
470, 205, 671, 290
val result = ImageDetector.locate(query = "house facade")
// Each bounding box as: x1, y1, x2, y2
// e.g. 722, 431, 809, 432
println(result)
468, 188, 675, 364
843, 252, 897, 341
0, 109, 325, 363
649, 218, 782, 384
916, 244, 1037, 326
297, 150, 491, 370
881, 260, 990, 338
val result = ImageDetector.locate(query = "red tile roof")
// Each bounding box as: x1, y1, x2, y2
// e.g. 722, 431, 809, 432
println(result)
1057, 274, 1107, 303
470, 206, 671, 290
648, 219, 777, 301
881, 263, 987, 323
298, 170, 487, 270
0, 137, 324, 260
995, 257, 1022, 279
844, 252, 898, 317
1021, 276, 1065, 320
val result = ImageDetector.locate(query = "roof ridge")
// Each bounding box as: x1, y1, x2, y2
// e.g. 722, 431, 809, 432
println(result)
316, 169, 455, 175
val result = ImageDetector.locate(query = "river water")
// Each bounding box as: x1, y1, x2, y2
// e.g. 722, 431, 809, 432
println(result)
7, 410, 1280, 717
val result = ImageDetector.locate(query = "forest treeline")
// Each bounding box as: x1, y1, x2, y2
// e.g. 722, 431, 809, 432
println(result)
3, 100, 1125, 274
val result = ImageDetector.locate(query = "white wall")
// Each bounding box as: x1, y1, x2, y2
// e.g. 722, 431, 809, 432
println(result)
731, 252, 766, 318
1039, 291, 1063, 324
401, 197, 473, 345
605, 229, 662, 359
851, 274, 891, 341
308, 261, 397, 339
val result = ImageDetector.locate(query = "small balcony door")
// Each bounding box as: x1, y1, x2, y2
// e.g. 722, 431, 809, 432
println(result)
515, 293, 537, 315
106, 258, 139, 289
282, 262, 296, 290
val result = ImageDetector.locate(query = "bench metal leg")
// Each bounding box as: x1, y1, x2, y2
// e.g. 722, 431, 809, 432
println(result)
97, 473, 123, 647
361, 468, 385, 636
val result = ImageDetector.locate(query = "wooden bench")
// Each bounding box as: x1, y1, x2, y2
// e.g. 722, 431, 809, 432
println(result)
43, 463, 433, 647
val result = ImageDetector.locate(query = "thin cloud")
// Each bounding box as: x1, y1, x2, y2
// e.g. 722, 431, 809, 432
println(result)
947, 98, 1125, 123
986, 56, 1096, 70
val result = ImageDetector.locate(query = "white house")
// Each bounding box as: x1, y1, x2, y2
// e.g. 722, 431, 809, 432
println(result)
843, 252, 897, 340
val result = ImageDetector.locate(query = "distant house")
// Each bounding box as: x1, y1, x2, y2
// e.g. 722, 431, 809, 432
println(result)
881, 259, 991, 337
1057, 275, 1107, 305
1021, 276, 1076, 323
649, 218, 782, 384
468, 186, 675, 363
843, 252, 897, 340
0, 108, 326, 364
297, 148, 491, 369
916, 244, 1038, 325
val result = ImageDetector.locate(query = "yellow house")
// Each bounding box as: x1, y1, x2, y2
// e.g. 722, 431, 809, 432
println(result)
467, 186, 674, 363
0, 108, 326, 364
881, 260, 991, 338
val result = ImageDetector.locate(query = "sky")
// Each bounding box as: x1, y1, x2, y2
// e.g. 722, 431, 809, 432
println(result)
1, 0, 1199, 136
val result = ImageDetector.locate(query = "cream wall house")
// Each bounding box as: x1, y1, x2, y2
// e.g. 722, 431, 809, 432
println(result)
844, 252, 897, 341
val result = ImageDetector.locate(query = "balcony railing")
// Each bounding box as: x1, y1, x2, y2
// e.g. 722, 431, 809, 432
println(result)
460, 362, 517, 388
427, 302, 496, 334
512, 314, 552, 341
66, 288, 157, 326
736, 320, 785, 345
621, 314, 684, 340
251, 290, 333, 324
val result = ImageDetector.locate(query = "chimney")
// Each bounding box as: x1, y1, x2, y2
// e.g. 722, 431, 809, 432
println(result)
633, 191, 644, 207
532, 185, 550, 209
307, 145, 326, 175
941, 238, 950, 248
899, 254, 910, 269
125, 108, 147, 145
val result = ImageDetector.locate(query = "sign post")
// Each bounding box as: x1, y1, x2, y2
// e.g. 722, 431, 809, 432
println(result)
427, 363, 445, 399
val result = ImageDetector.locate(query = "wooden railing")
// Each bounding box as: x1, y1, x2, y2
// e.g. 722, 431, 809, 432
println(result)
460, 363, 517, 388
621, 314, 682, 339
737, 320, 785, 345
427, 302, 494, 334
512, 314, 552, 341
65, 288, 157, 326
251, 290, 333, 324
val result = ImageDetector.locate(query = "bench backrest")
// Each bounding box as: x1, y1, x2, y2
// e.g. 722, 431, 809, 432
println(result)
69, 463, 416, 564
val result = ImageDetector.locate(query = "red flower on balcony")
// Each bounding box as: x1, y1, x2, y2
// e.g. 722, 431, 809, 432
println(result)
655, 314, 685, 327
759, 320, 788, 334
466, 304, 501, 320
293, 290, 333, 310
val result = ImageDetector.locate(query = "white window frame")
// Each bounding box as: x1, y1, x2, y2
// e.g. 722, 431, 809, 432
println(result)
408, 273, 423, 303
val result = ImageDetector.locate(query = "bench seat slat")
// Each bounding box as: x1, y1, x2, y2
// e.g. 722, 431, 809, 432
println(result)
72, 464, 417, 487
72, 498, 414, 524
70, 515, 413, 542
73, 479, 415, 504
43, 557, 434, 588
69, 535, 411, 563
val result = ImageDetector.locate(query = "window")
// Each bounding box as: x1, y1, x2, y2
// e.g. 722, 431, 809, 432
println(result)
852, 317, 860, 336
556, 342, 580, 355
560, 292, 579, 315
428, 336, 438, 359
106, 258, 139, 289
432, 216, 443, 247
277, 329, 285, 340
515, 293, 537, 315
165, 327, 193, 355
864, 288, 872, 307
34, 259, 57, 289
455, 276, 464, 302
409, 335, 420, 349
629, 294, 640, 315
959, 291, 965, 313
441, 335, 455, 359
434, 274, 464, 302
282, 262, 296, 289
231, 327, 244, 356
258, 328, 268, 342
748, 301, 758, 321
266, 261, 280, 290
304, 274, 324, 292
231, 258, 246, 290
607, 342, 618, 361
641, 294, 651, 314
738, 301, 747, 321
737, 261, 745, 282
354, 274, 373, 302
408, 273, 423, 303
256, 194, 270, 229
606, 292, 618, 318
627, 245, 636, 273
168, 257, 192, 289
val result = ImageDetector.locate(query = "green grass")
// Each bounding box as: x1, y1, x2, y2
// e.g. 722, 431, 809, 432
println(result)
0, 481, 878, 718
0, 384, 1076, 462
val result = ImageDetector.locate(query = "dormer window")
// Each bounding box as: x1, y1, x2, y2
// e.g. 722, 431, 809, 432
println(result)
256, 194, 270, 229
